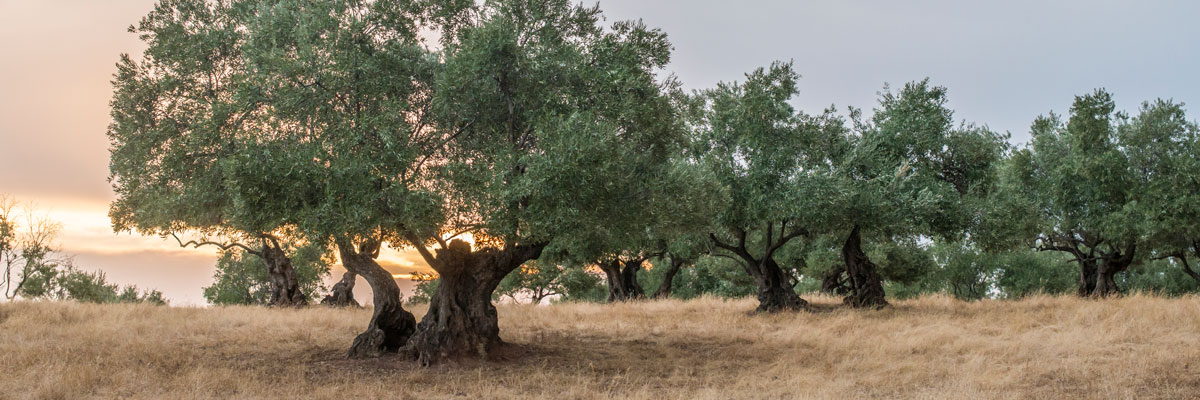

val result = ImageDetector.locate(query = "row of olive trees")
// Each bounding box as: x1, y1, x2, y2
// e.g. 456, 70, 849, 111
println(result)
515, 85, 1200, 306
1, 195, 166, 305
107, 0, 1200, 366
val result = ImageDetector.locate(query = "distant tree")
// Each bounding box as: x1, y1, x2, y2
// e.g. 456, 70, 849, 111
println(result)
2, 196, 66, 301
35, 265, 167, 305
556, 267, 609, 302
406, 273, 438, 306
321, 270, 360, 307
1003, 90, 1142, 297
672, 256, 758, 299
495, 261, 565, 304
0, 198, 166, 305
584, 163, 719, 303
203, 243, 332, 306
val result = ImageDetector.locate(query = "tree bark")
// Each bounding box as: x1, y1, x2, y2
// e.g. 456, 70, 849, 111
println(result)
651, 258, 685, 299
752, 257, 808, 312
710, 229, 808, 312
841, 225, 888, 308
404, 239, 545, 366
321, 270, 359, 307
1179, 250, 1200, 285
1092, 243, 1135, 298
820, 264, 851, 295
600, 258, 646, 302
1076, 258, 1098, 297
261, 241, 307, 307
337, 238, 416, 358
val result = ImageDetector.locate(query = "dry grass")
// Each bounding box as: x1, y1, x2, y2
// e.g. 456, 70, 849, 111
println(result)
1, 294, 1198, 399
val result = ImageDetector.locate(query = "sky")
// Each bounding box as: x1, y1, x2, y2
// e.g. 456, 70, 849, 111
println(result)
1, 0, 1198, 305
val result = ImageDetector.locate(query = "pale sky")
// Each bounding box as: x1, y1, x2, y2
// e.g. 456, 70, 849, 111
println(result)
1, 0, 1198, 305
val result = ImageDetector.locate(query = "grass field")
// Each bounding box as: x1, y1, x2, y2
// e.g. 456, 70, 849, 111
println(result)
1, 294, 1198, 399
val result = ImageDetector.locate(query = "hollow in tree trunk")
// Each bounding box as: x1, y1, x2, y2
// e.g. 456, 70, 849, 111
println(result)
841, 225, 888, 308
261, 241, 307, 307
404, 239, 545, 366
337, 239, 416, 358
651, 258, 685, 299
599, 258, 646, 302
322, 271, 358, 307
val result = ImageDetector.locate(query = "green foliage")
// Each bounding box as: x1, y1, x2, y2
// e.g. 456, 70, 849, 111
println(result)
407, 273, 439, 305
496, 261, 566, 303
202, 244, 332, 306
106, 1, 1200, 303
1002, 90, 1138, 258
994, 251, 1077, 298
554, 267, 607, 303
836, 79, 1006, 245
1119, 259, 1200, 296
19, 262, 166, 305
662, 256, 757, 299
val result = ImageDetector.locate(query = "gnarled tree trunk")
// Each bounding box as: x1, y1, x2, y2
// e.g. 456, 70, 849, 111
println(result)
1093, 244, 1135, 298
1076, 258, 1099, 296
322, 270, 358, 307
337, 239, 416, 358
651, 258, 685, 299
404, 240, 545, 366
820, 264, 851, 295
262, 241, 307, 307
841, 225, 888, 308
752, 257, 807, 312
600, 258, 646, 302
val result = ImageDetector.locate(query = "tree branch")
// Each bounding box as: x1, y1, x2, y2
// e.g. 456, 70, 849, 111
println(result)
172, 233, 262, 257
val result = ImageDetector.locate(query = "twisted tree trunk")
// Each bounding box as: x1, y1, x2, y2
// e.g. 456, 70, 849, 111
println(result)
322, 270, 358, 307
337, 239, 416, 358
600, 258, 646, 302
753, 257, 807, 312
651, 258, 685, 299
1076, 258, 1099, 297
405, 239, 545, 366
841, 225, 888, 308
262, 241, 307, 307
709, 228, 808, 312
820, 264, 851, 295
1093, 243, 1135, 298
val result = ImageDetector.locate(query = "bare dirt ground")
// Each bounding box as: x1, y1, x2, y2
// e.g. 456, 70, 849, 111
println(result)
1, 294, 1198, 399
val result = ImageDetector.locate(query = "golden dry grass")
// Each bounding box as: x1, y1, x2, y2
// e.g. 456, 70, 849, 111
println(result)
1, 294, 1198, 399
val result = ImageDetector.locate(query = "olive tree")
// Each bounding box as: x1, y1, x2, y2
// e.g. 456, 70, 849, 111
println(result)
108, 0, 313, 307
396, 0, 691, 364
1005, 90, 1140, 297
825, 80, 1006, 307
692, 61, 847, 312
1119, 100, 1200, 287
